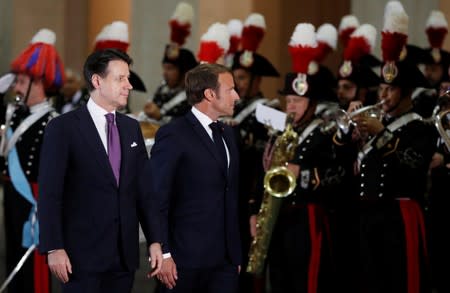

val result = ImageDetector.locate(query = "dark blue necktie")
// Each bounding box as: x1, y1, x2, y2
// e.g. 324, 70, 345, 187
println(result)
209, 121, 227, 170
105, 113, 121, 185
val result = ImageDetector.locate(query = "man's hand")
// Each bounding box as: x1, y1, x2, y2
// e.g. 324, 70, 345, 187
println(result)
144, 102, 162, 120
47, 249, 72, 283
157, 257, 178, 289
249, 215, 257, 238
148, 243, 163, 277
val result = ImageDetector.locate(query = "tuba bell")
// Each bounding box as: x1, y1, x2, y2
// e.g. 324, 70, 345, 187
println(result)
433, 89, 450, 151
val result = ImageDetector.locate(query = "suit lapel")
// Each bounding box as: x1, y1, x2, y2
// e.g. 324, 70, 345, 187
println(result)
76, 106, 117, 187
185, 112, 227, 176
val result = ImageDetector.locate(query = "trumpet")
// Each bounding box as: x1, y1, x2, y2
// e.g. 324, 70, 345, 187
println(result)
334, 100, 386, 132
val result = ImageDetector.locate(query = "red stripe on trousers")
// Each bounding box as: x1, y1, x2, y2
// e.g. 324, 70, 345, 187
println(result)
31, 182, 50, 293
398, 200, 428, 293
307, 204, 323, 293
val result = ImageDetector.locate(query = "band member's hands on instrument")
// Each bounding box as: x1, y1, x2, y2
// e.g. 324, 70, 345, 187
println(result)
347, 100, 364, 113
287, 162, 300, 178
353, 115, 384, 138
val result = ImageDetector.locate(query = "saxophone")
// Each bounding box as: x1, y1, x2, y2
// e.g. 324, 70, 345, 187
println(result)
246, 113, 299, 275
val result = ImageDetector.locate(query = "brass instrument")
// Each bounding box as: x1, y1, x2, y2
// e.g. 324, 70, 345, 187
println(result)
432, 89, 450, 151
247, 113, 298, 275
334, 100, 386, 132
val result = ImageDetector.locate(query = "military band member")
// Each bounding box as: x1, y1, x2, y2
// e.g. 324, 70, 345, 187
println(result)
228, 12, 280, 293
138, 2, 198, 125
256, 23, 349, 293
335, 3, 436, 291
1, 28, 65, 293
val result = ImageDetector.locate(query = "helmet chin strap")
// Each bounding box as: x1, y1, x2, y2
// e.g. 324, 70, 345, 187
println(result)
16, 76, 33, 113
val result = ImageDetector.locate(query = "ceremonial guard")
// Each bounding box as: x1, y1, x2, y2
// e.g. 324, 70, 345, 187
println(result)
138, 2, 198, 125
249, 23, 349, 293
333, 22, 381, 292
1, 28, 65, 293
228, 12, 280, 293
335, 2, 436, 291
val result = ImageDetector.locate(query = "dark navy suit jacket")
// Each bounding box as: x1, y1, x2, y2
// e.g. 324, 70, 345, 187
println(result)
38, 105, 160, 272
149, 110, 241, 268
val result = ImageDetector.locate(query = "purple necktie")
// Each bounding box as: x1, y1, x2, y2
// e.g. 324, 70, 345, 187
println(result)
105, 113, 121, 185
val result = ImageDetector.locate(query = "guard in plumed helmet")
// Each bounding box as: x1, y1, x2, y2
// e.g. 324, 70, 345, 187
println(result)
335, 2, 436, 292
228, 12, 280, 212
252, 23, 350, 293
139, 2, 198, 125
333, 22, 382, 293
226, 13, 280, 293
0, 28, 64, 293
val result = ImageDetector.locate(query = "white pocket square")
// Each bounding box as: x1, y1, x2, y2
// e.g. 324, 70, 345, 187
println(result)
131, 142, 138, 148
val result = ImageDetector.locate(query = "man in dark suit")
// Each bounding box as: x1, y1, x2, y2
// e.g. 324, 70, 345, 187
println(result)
37, 48, 163, 293
150, 63, 242, 292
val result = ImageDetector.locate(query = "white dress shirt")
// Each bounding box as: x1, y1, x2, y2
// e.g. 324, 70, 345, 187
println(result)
87, 98, 116, 153
191, 106, 230, 165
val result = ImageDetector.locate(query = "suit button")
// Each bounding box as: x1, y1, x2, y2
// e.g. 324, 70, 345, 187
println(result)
114, 218, 119, 223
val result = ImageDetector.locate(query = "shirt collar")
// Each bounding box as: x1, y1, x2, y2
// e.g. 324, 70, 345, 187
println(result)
191, 106, 214, 127
87, 98, 116, 120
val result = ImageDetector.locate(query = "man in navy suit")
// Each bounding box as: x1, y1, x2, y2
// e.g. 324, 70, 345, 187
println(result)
151, 63, 242, 292
37, 49, 163, 293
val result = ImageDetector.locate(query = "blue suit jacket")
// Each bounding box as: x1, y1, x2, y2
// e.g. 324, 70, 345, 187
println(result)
149, 110, 242, 268
38, 105, 160, 272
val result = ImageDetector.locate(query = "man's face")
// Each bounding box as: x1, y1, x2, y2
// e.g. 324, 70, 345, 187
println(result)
211, 72, 240, 118
285, 94, 310, 123
162, 63, 181, 89
378, 83, 402, 114
13, 73, 45, 107
424, 63, 444, 88
95, 60, 132, 110
232, 68, 252, 98
337, 79, 357, 108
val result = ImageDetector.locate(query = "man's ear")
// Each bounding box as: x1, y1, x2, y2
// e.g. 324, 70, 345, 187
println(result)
203, 88, 215, 102
91, 74, 101, 89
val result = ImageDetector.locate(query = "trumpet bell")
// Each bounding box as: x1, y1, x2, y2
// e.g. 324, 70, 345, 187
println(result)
334, 109, 354, 131
264, 166, 297, 198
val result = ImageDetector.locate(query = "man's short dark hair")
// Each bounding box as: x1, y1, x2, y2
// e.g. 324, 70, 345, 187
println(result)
83, 49, 133, 92
185, 63, 231, 105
